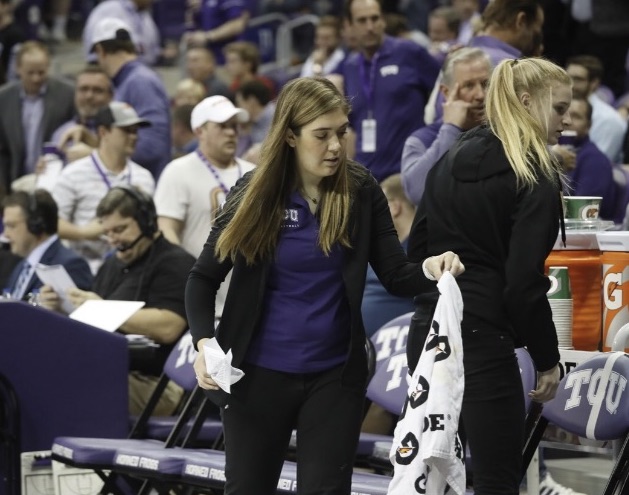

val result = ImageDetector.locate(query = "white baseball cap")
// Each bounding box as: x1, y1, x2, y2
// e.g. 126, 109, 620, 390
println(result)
190, 96, 249, 130
90, 17, 133, 51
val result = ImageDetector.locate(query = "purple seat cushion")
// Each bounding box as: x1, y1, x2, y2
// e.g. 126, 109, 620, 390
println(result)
52, 437, 162, 466
139, 417, 223, 443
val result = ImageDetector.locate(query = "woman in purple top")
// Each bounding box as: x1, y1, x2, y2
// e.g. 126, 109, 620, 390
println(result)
186, 77, 464, 495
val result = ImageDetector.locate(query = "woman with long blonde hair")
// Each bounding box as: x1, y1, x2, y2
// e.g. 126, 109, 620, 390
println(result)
407, 57, 572, 494
186, 76, 464, 495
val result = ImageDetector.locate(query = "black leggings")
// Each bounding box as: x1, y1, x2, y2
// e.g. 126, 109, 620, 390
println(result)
408, 307, 525, 495
221, 363, 366, 495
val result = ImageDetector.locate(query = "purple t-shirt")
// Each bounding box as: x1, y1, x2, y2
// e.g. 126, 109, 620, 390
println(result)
245, 192, 351, 373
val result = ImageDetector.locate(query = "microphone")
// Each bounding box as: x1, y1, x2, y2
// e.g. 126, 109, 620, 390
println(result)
116, 233, 144, 252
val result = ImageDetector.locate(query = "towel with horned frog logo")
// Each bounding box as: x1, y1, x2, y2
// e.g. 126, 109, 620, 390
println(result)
387, 271, 465, 495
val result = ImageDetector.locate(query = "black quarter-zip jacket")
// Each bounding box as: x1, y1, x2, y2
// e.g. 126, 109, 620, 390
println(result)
408, 125, 561, 372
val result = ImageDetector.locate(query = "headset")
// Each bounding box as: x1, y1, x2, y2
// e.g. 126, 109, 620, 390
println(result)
112, 186, 158, 238
26, 193, 46, 236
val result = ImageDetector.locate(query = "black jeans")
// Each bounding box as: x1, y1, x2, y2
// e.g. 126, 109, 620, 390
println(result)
408, 306, 525, 495
221, 363, 366, 495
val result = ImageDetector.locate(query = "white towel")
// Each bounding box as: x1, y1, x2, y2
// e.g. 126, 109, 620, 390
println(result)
387, 272, 466, 495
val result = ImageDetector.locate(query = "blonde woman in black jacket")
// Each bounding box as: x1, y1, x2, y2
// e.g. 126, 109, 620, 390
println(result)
185, 77, 464, 495
408, 58, 573, 494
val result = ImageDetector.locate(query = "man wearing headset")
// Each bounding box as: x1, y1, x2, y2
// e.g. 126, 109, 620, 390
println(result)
40, 186, 195, 415
2, 189, 93, 299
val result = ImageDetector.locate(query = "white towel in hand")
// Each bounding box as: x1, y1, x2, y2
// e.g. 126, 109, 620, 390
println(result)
388, 272, 465, 495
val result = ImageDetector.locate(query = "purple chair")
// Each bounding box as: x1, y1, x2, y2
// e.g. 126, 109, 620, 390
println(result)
523, 352, 629, 495
51, 331, 221, 495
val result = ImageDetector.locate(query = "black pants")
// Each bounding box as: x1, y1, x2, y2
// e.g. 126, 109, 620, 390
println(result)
408, 307, 525, 495
221, 363, 366, 495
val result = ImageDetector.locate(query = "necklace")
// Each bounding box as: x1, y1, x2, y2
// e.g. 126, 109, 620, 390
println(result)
301, 189, 319, 205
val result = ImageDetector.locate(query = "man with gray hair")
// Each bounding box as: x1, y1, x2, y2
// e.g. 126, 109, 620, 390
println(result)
401, 47, 491, 205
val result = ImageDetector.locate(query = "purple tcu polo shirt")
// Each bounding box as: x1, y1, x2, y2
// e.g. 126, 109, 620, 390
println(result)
342, 35, 440, 182
245, 192, 351, 373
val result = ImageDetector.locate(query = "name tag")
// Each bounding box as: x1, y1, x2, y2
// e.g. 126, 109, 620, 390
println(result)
362, 119, 377, 153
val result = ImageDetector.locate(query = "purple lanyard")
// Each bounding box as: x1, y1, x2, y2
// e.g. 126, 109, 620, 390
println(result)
196, 149, 241, 195
359, 52, 379, 117
90, 152, 131, 189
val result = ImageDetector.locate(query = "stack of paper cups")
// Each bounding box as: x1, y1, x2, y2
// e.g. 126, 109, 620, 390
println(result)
547, 266, 573, 349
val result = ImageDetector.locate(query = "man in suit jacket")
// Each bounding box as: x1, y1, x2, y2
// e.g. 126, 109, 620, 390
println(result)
2, 189, 92, 300
0, 41, 75, 195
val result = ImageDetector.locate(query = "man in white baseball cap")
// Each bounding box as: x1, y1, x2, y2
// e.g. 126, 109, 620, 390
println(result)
86, 16, 172, 181
190, 95, 249, 130
89, 17, 134, 51
82, 1, 160, 66
154, 95, 255, 317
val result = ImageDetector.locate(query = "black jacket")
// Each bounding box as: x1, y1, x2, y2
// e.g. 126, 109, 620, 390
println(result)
187, 162, 435, 405
408, 126, 561, 372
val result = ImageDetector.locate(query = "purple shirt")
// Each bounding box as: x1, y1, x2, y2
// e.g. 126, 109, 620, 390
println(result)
199, 0, 247, 65
342, 35, 440, 182
401, 120, 463, 205
245, 192, 351, 373
113, 60, 171, 178
567, 136, 617, 221
468, 35, 521, 66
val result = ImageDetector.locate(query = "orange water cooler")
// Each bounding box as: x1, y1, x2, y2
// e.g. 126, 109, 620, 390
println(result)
544, 251, 601, 350
596, 232, 629, 351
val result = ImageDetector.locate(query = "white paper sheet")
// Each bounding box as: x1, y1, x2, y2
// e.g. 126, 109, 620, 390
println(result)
203, 338, 245, 393
35, 263, 77, 314
69, 300, 145, 332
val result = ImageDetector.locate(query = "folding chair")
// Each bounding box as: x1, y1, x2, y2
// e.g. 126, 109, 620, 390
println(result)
522, 352, 629, 495
51, 331, 222, 495
127, 336, 388, 494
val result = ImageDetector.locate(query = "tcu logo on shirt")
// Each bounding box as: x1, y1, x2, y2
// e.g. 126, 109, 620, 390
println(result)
284, 209, 298, 222
380, 65, 399, 77
282, 209, 299, 228
564, 367, 627, 414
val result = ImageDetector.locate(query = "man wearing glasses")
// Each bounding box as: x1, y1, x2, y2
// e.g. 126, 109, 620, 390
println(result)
40, 186, 195, 416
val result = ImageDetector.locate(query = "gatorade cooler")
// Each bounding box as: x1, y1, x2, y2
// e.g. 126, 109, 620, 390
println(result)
597, 232, 629, 351
545, 249, 602, 351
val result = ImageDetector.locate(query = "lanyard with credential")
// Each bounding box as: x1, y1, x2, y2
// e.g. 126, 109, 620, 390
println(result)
359, 52, 379, 118
90, 152, 132, 189
196, 149, 242, 195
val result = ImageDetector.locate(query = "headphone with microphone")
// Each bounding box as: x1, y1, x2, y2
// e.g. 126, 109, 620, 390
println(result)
112, 186, 158, 238
26, 193, 46, 236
